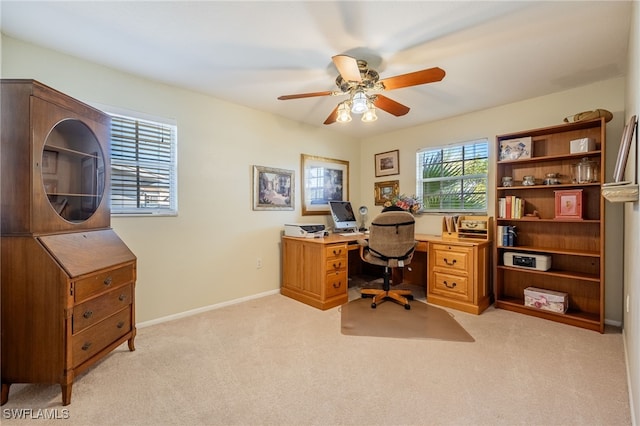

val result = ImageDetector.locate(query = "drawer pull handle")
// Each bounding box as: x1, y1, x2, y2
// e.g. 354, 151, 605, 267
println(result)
444, 258, 457, 266
103, 276, 113, 286
83, 310, 93, 319
332, 262, 342, 270
81, 342, 92, 351
333, 282, 342, 289
443, 280, 457, 289
117, 321, 125, 329
119, 294, 127, 302
333, 249, 342, 256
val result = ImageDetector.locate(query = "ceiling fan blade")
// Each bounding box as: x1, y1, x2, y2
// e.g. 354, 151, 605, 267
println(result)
379, 67, 446, 90
323, 105, 340, 125
373, 95, 410, 116
332, 55, 362, 83
278, 91, 334, 100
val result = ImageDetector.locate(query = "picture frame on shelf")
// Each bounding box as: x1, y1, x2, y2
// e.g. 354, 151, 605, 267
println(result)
252, 165, 294, 211
301, 154, 349, 215
374, 150, 399, 177
554, 189, 583, 219
499, 137, 532, 161
374, 180, 399, 205
81, 156, 98, 212
42, 149, 58, 174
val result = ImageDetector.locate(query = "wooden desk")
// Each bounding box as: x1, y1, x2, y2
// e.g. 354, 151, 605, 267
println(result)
281, 233, 491, 314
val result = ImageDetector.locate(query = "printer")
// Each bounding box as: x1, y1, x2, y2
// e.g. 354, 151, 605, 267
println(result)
284, 223, 326, 238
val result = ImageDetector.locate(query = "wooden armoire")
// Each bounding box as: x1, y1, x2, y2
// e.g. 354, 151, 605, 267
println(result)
1, 80, 137, 405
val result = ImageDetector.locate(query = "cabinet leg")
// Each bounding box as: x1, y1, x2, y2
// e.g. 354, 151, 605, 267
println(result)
1, 383, 10, 405
61, 383, 72, 406
127, 335, 136, 352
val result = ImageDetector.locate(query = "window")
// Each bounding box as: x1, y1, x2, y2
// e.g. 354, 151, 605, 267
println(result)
109, 113, 178, 215
416, 139, 488, 213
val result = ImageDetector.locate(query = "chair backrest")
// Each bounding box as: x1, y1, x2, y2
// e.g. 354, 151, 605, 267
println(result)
366, 210, 416, 266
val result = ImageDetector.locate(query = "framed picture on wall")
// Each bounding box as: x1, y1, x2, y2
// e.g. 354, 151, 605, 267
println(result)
252, 165, 294, 211
301, 154, 349, 215
374, 150, 399, 177
374, 180, 399, 205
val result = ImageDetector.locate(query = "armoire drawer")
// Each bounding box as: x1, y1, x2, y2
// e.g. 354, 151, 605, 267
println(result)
72, 307, 132, 367
74, 264, 135, 303
73, 284, 133, 334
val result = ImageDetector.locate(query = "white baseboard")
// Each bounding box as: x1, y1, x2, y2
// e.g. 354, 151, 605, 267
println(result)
137, 289, 280, 329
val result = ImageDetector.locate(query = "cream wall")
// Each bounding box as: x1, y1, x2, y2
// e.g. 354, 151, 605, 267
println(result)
623, 1, 639, 423
1, 35, 361, 322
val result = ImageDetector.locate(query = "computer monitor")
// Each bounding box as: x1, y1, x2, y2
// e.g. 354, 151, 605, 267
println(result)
328, 201, 358, 232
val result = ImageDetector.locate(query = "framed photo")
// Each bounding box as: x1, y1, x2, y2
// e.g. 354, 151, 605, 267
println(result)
252, 165, 294, 211
301, 154, 349, 215
613, 114, 637, 182
499, 137, 532, 161
42, 150, 58, 174
374, 150, 399, 177
555, 189, 583, 219
374, 180, 399, 206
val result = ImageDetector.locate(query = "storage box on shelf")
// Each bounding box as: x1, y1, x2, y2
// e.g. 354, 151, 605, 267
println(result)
494, 118, 605, 332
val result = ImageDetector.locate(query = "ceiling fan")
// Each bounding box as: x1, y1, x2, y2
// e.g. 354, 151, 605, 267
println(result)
277, 55, 445, 125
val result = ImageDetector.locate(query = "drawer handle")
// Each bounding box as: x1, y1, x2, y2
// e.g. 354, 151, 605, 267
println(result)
332, 249, 342, 256
332, 281, 342, 289
443, 280, 457, 289
117, 321, 125, 329
81, 342, 92, 351
119, 294, 127, 302
332, 262, 342, 270
83, 310, 93, 319
103, 276, 113, 286
444, 258, 457, 266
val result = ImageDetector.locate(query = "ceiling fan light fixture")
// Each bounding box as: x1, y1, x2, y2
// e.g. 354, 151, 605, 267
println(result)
350, 90, 369, 114
336, 102, 352, 123
361, 104, 377, 122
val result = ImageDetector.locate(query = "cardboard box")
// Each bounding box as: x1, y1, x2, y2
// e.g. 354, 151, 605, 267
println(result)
524, 287, 568, 314
570, 137, 596, 153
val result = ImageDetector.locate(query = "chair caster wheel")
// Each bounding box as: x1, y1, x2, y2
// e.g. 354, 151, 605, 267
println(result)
407, 295, 414, 300
371, 302, 377, 309
404, 304, 411, 310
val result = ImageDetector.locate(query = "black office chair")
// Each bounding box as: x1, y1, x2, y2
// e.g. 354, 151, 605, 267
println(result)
358, 210, 417, 310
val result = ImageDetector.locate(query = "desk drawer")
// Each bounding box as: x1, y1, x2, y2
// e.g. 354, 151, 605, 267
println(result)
431, 271, 470, 301
74, 264, 134, 303
326, 257, 347, 273
325, 244, 347, 260
432, 245, 470, 273
73, 284, 133, 334
72, 307, 131, 367
325, 270, 348, 298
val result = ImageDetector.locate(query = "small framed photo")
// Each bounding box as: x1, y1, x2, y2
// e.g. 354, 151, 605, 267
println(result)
499, 137, 532, 161
374, 180, 399, 206
253, 165, 294, 211
374, 150, 399, 177
555, 189, 583, 219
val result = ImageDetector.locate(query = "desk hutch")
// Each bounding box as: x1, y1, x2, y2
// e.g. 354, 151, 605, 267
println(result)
1, 80, 137, 405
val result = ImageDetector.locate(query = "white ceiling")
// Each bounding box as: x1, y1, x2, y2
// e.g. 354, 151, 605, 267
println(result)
0, 1, 632, 138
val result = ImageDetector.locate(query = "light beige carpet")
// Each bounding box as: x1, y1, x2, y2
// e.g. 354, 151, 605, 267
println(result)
340, 298, 475, 342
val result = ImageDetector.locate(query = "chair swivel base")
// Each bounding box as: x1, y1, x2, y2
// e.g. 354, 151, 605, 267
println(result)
361, 288, 413, 310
